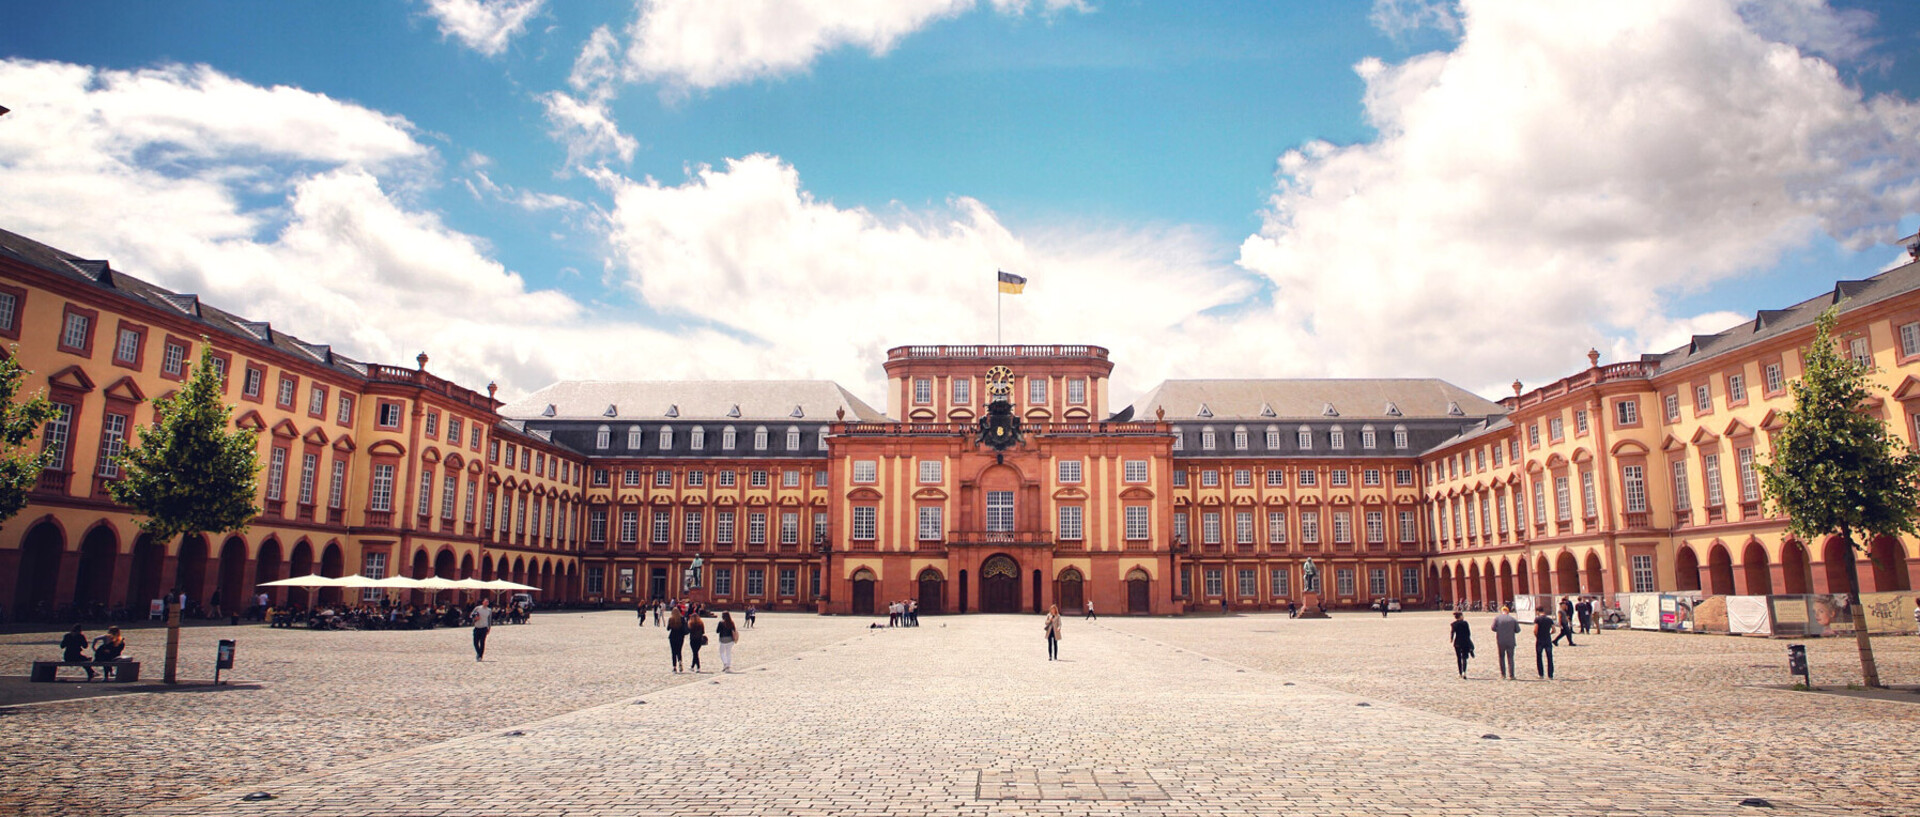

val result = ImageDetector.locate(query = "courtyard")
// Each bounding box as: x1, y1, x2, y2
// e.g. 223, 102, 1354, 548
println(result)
0, 611, 1915, 817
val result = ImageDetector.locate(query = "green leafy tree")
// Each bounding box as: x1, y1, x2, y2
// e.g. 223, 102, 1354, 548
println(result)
1759, 306, 1920, 688
0, 347, 57, 526
108, 341, 258, 682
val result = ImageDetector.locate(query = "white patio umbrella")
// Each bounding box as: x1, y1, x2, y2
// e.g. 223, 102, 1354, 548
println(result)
450, 578, 493, 590
412, 577, 460, 590
373, 576, 428, 589
485, 579, 540, 591
330, 574, 384, 589
258, 574, 340, 587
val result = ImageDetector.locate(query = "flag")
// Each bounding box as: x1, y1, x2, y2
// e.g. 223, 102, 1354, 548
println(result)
997, 270, 1026, 294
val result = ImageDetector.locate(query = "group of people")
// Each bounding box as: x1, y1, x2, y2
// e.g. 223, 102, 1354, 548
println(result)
1449, 598, 1586, 680
887, 600, 919, 627
266, 597, 529, 631
58, 624, 130, 680
652, 600, 744, 673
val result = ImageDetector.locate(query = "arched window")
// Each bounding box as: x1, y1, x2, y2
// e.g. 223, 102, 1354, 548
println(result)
1393, 424, 1409, 449
1361, 425, 1376, 450
1329, 426, 1345, 450
1265, 425, 1281, 449
690, 426, 705, 448
1232, 425, 1248, 450
817, 426, 829, 450
658, 425, 673, 449
754, 426, 769, 450
626, 425, 642, 449
1201, 426, 1217, 451
722, 426, 737, 450
595, 425, 610, 450
1171, 429, 1184, 451
1296, 426, 1313, 450
786, 425, 801, 450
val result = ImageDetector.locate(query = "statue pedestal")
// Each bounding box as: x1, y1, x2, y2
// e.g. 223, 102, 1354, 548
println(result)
684, 588, 708, 607
1296, 593, 1330, 619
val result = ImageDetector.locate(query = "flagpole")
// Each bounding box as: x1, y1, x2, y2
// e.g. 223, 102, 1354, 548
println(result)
997, 286, 1002, 345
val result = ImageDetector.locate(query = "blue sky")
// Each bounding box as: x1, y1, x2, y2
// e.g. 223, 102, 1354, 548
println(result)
3, 1, 1919, 405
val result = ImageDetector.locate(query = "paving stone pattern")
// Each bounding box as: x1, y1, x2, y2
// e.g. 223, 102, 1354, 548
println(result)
5, 612, 1916, 816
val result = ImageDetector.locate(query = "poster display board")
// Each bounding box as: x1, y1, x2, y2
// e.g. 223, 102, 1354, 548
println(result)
1660, 592, 1702, 631
1724, 595, 1772, 635
1859, 591, 1918, 634
1627, 593, 1662, 630
1769, 596, 1815, 637
1692, 596, 1728, 633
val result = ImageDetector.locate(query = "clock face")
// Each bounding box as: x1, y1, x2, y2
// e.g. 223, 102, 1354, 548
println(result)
987, 381, 1012, 397
986, 365, 1013, 383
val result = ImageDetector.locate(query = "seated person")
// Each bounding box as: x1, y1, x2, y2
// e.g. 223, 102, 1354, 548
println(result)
90, 627, 128, 679
62, 624, 96, 681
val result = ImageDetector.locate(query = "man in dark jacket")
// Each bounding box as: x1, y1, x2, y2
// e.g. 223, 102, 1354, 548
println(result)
1533, 607, 1557, 679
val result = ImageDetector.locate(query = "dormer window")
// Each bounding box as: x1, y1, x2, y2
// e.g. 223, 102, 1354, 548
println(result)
596, 425, 611, 450
665, 404, 679, 418
1233, 426, 1248, 450
1446, 401, 1464, 417
1384, 402, 1401, 417
1196, 403, 1213, 418
1172, 430, 1184, 451
786, 426, 801, 450
1297, 426, 1313, 450
1329, 426, 1345, 450
1265, 425, 1280, 449
1322, 403, 1338, 417
818, 426, 829, 450
690, 426, 705, 448
604, 404, 618, 418
791, 405, 805, 419
1200, 426, 1217, 451
1259, 403, 1276, 418
754, 426, 769, 450
659, 425, 674, 449
727, 404, 741, 418
541, 404, 556, 417
1361, 425, 1376, 450
722, 426, 737, 450
1393, 424, 1408, 449
628, 425, 643, 449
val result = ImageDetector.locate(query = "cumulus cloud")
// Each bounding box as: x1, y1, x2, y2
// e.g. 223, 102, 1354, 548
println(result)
538, 90, 639, 167
424, 0, 545, 57
597, 154, 1254, 400
1370, 0, 1461, 41
1236, 0, 1920, 395
0, 58, 745, 400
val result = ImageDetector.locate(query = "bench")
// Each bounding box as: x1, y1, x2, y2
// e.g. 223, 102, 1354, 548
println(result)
30, 660, 141, 682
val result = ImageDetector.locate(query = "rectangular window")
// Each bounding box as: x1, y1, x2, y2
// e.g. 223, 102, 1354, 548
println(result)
1028, 378, 1047, 404
1527, 423, 1540, 447
1394, 427, 1408, 449
782, 469, 800, 488
1268, 511, 1287, 544
95, 413, 127, 478
912, 377, 932, 404
0, 291, 16, 335
716, 510, 735, 544
589, 509, 608, 542
779, 568, 797, 596
1200, 469, 1219, 487
622, 469, 640, 487
1233, 511, 1253, 544
1703, 453, 1724, 506
1548, 416, 1564, 441
1395, 468, 1413, 487
299, 453, 319, 505
438, 474, 456, 520
687, 470, 705, 487
1124, 459, 1148, 483
1631, 554, 1656, 593
1174, 512, 1188, 543
1365, 511, 1384, 543
1203, 569, 1223, 597
750, 470, 769, 487
1298, 469, 1317, 487
952, 378, 971, 404
1301, 510, 1320, 544
158, 340, 187, 377
1233, 428, 1248, 450
1059, 506, 1084, 540
1368, 568, 1387, 597
1737, 447, 1759, 503
1297, 428, 1312, 449
1330, 428, 1345, 449
1727, 374, 1746, 404
1554, 475, 1571, 522
1362, 469, 1382, 487
1532, 480, 1547, 527
369, 464, 395, 512
1202, 429, 1216, 450
779, 511, 799, 545
619, 510, 640, 543
920, 459, 943, 483
362, 553, 387, 603
713, 568, 733, 597
1764, 363, 1784, 395
1399, 510, 1417, 543
1664, 392, 1680, 422
1330, 469, 1349, 487
586, 566, 605, 595
1851, 336, 1872, 367
1581, 471, 1596, 518
1671, 461, 1691, 512
684, 510, 704, 545
1272, 568, 1290, 598
114, 327, 142, 365
1402, 567, 1420, 597
1234, 469, 1252, 487
1125, 506, 1150, 540
814, 469, 829, 488
1496, 494, 1509, 533
329, 460, 346, 509
1057, 459, 1082, 483
853, 461, 877, 483
747, 569, 767, 597
1265, 469, 1284, 487
1615, 399, 1638, 427
275, 375, 296, 409
377, 402, 402, 428
1623, 464, 1647, 513
1172, 470, 1188, 488
851, 507, 876, 540
987, 490, 1014, 533
654, 469, 673, 488
919, 506, 944, 541
651, 510, 672, 544
1067, 378, 1086, 404
1574, 410, 1588, 435
1336, 568, 1355, 597
719, 470, 737, 487
242, 366, 264, 398
1695, 384, 1712, 413
61, 309, 92, 353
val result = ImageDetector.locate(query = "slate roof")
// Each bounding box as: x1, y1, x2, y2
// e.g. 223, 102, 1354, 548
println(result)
500, 380, 886, 423
1647, 252, 1920, 376
1127, 379, 1506, 423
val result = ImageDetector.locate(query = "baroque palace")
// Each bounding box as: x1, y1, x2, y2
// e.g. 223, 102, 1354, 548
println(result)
1, 225, 1917, 619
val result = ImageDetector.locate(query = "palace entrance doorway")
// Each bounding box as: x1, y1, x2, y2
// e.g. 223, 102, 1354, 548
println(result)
851, 569, 876, 615
980, 555, 1020, 613
1127, 568, 1151, 614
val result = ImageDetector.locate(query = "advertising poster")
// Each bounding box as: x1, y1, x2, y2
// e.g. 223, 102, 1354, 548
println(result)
1769, 596, 1814, 637
1660, 592, 1702, 631
1812, 594, 1850, 635
1724, 595, 1772, 635
1860, 591, 1918, 634
1691, 595, 1728, 633
1628, 593, 1662, 630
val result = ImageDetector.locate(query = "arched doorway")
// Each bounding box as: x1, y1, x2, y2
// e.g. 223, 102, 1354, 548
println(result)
1467, 563, 1482, 605
1868, 535, 1911, 591
1779, 539, 1809, 594
287, 540, 314, 608
74, 524, 118, 615
1821, 536, 1853, 595
217, 536, 248, 616
1706, 545, 1735, 596
850, 568, 876, 615
1031, 569, 1043, 614
1126, 567, 1151, 614
254, 538, 283, 606
1674, 546, 1702, 592
14, 521, 64, 620
1497, 560, 1514, 603
411, 550, 432, 606
1534, 555, 1551, 595
1583, 552, 1605, 597
128, 534, 165, 611
917, 568, 945, 615
481, 554, 495, 582
434, 549, 458, 605
1555, 552, 1579, 594
318, 543, 344, 605
1742, 541, 1773, 595
957, 569, 969, 614
1057, 567, 1084, 614
176, 534, 209, 613
979, 555, 1020, 613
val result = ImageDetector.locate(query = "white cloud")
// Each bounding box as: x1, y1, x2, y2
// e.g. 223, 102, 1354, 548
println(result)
0, 58, 748, 401
538, 91, 639, 167
1370, 0, 1461, 41
1235, 0, 1920, 395
424, 0, 545, 57
598, 154, 1254, 400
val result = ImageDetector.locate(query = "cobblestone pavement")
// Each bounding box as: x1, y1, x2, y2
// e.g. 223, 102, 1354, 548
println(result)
0, 611, 851, 817
99, 613, 1898, 817
7, 612, 1916, 816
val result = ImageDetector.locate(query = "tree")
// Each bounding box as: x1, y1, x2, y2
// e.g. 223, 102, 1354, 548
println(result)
1759, 306, 1920, 688
108, 341, 259, 682
0, 347, 57, 527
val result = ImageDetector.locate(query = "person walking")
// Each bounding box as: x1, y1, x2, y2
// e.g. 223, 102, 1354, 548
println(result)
716, 611, 739, 672
1554, 599, 1577, 646
667, 608, 688, 672
638, 601, 650, 627
1448, 612, 1474, 679
745, 604, 756, 628
687, 611, 707, 673
1533, 606, 1557, 679
653, 600, 664, 627
470, 598, 493, 661
1044, 604, 1063, 661
1084, 600, 1096, 620
61, 624, 96, 681
1491, 605, 1520, 680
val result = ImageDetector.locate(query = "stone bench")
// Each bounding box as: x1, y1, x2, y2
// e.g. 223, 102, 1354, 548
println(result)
30, 660, 141, 682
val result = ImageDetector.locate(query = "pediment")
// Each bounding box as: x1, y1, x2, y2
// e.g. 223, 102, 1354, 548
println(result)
468, 459, 484, 474
846, 487, 883, 501
1172, 495, 1191, 507
1263, 495, 1288, 506
1118, 486, 1154, 500
907, 407, 937, 421
102, 376, 146, 403
1894, 375, 1920, 402
652, 494, 673, 505
1759, 409, 1784, 432
47, 365, 96, 393
714, 495, 737, 506
271, 419, 300, 439
1544, 452, 1568, 468
1570, 447, 1593, 463
332, 434, 357, 453
302, 427, 331, 447
1723, 417, 1755, 438
234, 410, 267, 431
1689, 427, 1720, 446
683, 495, 705, 506
1396, 494, 1421, 505
618, 492, 642, 504
1297, 495, 1321, 506
1023, 407, 1053, 421
810, 495, 827, 507
1052, 487, 1088, 501
420, 445, 441, 463
1062, 407, 1091, 421
1199, 495, 1223, 506
367, 439, 406, 457
1609, 439, 1650, 457
1361, 493, 1386, 506
1660, 433, 1686, 453
1329, 495, 1352, 505
948, 408, 976, 421
1231, 495, 1256, 506
778, 495, 801, 506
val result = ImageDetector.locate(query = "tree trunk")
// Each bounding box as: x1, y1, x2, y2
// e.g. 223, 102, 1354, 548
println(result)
162, 531, 189, 684
1839, 528, 1882, 688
